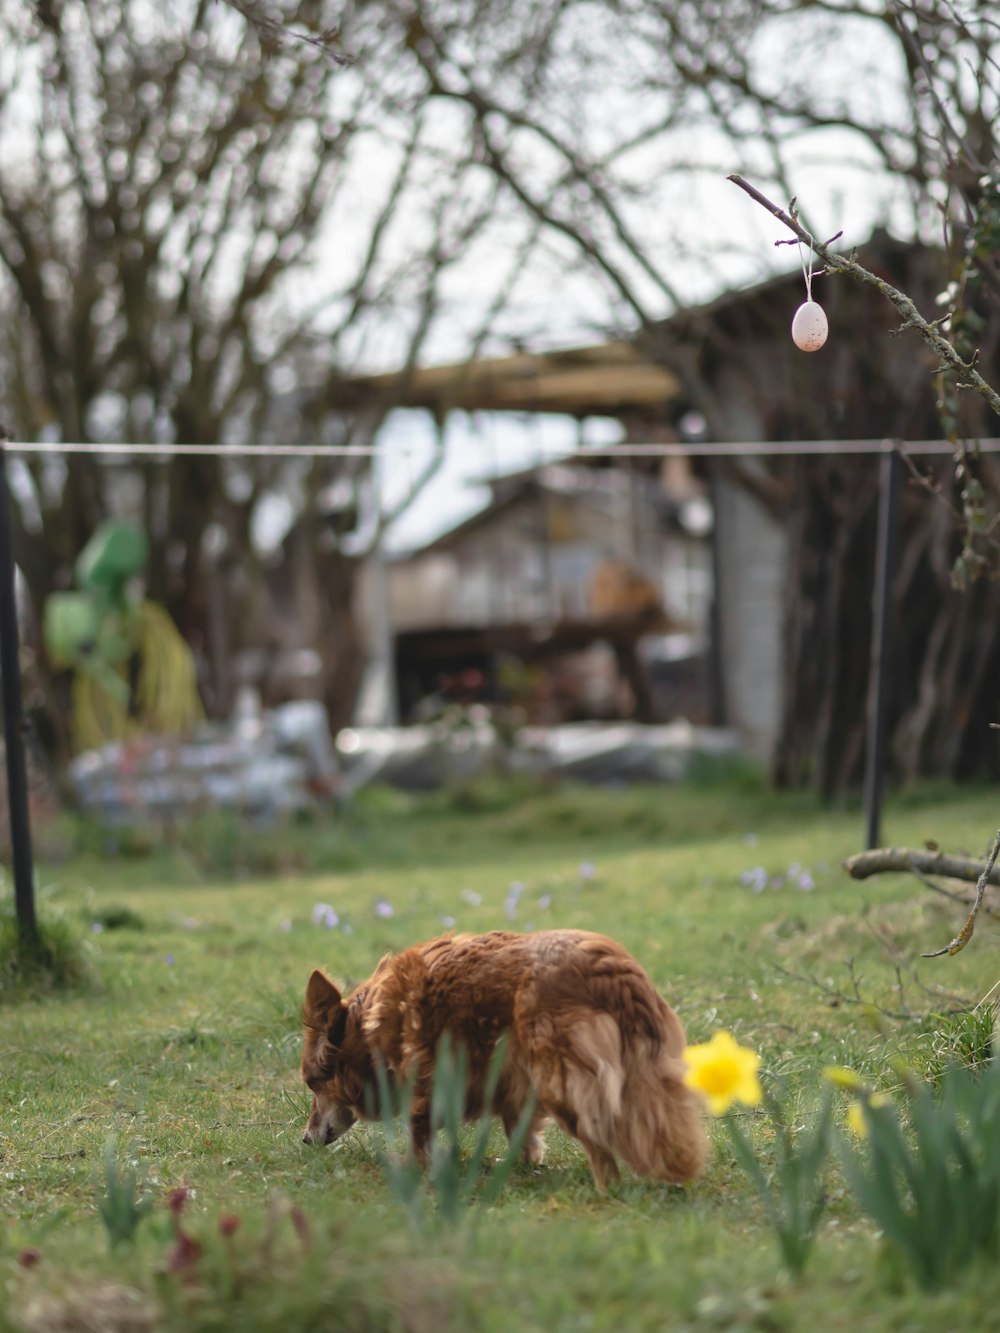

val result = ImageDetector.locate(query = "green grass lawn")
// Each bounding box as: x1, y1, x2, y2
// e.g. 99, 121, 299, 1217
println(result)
3, 776, 1000, 1331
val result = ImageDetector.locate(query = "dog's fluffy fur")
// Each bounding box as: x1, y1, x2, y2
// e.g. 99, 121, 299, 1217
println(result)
300, 929, 705, 1189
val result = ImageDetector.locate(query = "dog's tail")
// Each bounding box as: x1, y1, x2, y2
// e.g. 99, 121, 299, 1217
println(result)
539, 948, 706, 1183
612, 1013, 707, 1183
553, 1006, 704, 1183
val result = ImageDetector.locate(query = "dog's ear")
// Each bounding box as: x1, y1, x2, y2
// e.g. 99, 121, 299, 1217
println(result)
304, 969, 343, 1030
327, 1005, 349, 1050
371, 951, 393, 981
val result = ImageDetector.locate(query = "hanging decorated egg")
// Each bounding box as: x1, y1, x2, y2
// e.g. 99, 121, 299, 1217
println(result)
791, 300, 828, 352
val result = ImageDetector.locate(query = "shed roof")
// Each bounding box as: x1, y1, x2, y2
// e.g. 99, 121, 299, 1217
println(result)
335, 340, 682, 420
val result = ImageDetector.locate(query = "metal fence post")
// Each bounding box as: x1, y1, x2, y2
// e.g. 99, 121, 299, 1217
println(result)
863, 445, 901, 851
0, 427, 37, 943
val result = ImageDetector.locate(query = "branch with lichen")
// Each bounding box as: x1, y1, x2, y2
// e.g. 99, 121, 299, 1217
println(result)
727, 175, 1000, 422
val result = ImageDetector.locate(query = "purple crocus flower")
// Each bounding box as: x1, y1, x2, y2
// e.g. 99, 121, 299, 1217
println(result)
311, 903, 340, 928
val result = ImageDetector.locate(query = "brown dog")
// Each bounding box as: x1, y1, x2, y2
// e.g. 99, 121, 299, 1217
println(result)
300, 929, 706, 1190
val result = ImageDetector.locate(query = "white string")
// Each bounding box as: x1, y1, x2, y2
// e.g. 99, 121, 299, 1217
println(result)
2, 440, 382, 458
798, 236, 815, 303
3, 438, 1000, 459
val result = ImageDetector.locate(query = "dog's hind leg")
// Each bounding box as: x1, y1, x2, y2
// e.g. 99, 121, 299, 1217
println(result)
503, 1107, 550, 1164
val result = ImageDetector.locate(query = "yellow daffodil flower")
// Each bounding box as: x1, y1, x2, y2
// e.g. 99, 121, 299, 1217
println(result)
682, 1030, 763, 1115
846, 1092, 892, 1138
822, 1065, 866, 1093
846, 1100, 867, 1138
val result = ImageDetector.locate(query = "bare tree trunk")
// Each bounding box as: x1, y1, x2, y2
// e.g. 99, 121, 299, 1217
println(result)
317, 549, 367, 734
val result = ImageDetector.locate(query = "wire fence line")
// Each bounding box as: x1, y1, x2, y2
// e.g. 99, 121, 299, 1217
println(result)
5, 437, 1000, 460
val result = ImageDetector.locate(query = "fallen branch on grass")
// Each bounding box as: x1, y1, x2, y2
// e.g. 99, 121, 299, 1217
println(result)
844, 832, 1000, 959
843, 845, 1000, 886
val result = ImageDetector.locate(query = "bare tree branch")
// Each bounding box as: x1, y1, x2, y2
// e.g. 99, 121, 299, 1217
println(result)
220, 0, 353, 64
920, 830, 1000, 958
728, 174, 1000, 420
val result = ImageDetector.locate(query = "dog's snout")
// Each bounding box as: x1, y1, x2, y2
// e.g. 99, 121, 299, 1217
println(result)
302, 1126, 336, 1146
302, 1118, 327, 1145
302, 1116, 336, 1146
